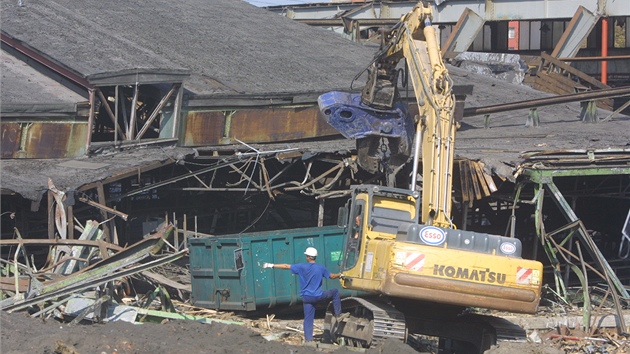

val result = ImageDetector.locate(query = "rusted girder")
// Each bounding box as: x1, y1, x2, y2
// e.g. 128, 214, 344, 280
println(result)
1, 32, 93, 92
463, 86, 630, 118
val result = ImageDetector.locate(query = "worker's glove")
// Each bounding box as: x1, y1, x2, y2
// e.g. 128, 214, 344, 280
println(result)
339, 273, 345, 279
262, 262, 274, 268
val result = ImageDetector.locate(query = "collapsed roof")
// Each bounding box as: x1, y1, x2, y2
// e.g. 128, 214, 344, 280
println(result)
0, 0, 376, 95
1, 0, 629, 204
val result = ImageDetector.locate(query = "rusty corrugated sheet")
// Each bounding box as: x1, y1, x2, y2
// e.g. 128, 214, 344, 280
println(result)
182, 106, 339, 146
182, 111, 226, 146
0, 122, 87, 158
1, 123, 21, 158
229, 106, 338, 142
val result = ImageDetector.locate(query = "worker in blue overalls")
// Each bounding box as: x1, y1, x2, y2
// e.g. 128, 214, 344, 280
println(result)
262, 247, 343, 342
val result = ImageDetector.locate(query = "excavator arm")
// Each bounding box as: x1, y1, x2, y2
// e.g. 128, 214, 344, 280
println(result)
319, 2, 456, 227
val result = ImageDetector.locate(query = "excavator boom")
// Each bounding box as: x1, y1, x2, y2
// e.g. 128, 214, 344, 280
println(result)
319, 2, 456, 227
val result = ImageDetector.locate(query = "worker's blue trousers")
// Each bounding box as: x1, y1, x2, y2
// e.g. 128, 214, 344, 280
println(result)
301, 288, 342, 341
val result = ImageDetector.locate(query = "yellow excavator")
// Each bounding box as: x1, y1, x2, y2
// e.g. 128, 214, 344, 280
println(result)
318, 2, 543, 353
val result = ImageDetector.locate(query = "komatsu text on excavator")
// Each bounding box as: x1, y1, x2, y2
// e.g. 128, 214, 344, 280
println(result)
317, 2, 543, 353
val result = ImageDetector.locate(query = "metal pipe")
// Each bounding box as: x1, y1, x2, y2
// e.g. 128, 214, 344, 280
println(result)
410, 121, 422, 192
463, 86, 630, 117
557, 54, 630, 61
114, 85, 119, 145
601, 18, 609, 85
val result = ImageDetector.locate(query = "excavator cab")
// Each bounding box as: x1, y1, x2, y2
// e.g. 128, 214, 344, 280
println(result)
339, 186, 420, 281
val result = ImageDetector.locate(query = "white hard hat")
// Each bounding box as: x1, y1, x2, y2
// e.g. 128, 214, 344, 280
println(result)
304, 247, 318, 257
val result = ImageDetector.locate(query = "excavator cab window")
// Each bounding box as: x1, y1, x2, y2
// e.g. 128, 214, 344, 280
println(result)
371, 206, 413, 235
342, 203, 365, 271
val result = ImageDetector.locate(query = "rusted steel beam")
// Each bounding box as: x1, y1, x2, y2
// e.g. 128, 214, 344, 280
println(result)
463, 86, 630, 117
183, 105, 338, 146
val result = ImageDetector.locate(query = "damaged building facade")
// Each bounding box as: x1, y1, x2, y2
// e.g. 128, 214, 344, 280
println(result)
1, 0, 630, 334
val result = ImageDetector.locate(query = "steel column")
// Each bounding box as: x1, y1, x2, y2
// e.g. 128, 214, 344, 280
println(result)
601, 17, 609, 85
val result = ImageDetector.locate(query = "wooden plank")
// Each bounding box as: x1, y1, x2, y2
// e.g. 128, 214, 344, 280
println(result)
473, 162, 491, 197
468, 161, 483, 200
462, 160, 475, 204
458, 160, 471, 203
478, 162, 498, 193
534, 73, 573, 95
0, 277, 29, 292
541, 52, 609, 90
547, 72, 584, 92
535, 73, 613, 111
532, 75, 568, 95
523, 75, 537, 85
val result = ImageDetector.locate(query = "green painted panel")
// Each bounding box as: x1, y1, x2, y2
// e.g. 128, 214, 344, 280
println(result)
189, 225, 362, 311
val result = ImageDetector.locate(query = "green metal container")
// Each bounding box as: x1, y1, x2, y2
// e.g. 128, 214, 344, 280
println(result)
189, 225, 359, 311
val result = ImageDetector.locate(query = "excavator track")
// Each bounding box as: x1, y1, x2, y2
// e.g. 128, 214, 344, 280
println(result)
324, 297, 407, 348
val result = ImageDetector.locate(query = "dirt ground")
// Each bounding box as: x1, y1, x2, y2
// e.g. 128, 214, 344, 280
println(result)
0, 311, 422, 354
3, 309, 627, 354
